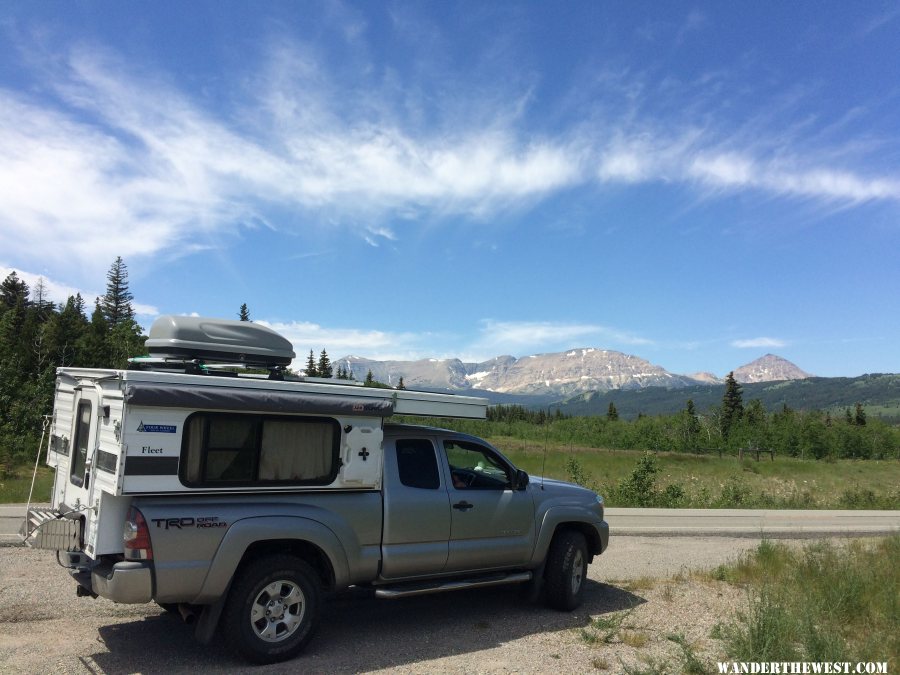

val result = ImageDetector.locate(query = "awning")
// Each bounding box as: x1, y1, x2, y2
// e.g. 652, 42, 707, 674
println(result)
124, 383, 394, 417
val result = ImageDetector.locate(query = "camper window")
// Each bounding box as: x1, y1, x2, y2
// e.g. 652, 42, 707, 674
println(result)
180, 412, 339, 487
70, 400, 92, 487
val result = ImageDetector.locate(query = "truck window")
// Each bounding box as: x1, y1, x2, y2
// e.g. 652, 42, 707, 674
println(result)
69, 400, 92, 487
396, 439, 440, 489
180, 413, 340, 487
444, 440, 511, 490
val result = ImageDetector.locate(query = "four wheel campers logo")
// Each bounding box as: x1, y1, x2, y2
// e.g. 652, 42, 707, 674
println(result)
137, 421, 177, 433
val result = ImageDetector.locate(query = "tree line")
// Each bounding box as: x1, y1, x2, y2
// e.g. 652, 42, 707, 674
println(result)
0, 258, 145, 466
3, 265, 894, 469
416, 371, 898, 461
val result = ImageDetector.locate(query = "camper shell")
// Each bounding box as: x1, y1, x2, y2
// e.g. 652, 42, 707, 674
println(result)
32, 317, 488, 558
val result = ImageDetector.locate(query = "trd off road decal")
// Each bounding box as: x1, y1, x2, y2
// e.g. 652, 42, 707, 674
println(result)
151, 516, 227, 530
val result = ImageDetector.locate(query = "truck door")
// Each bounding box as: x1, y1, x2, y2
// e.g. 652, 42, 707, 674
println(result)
441, 439, 535, 572
381, 436, 451, 578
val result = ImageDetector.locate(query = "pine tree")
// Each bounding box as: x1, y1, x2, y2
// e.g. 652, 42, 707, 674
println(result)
365, 369, 375, 386
336, 365, 346, 380
304, 350, 318, 377
101, 257, 135, 327
397, 377, 406, 390
0, 271, 29, 311
239, 303, 250, 321
745, 399, 766, 427
108, 319, 144, 368
48, 295, 89, 367
317, 349, 333, 378
854, 402, 867, 426
721, 371, 744, 440
607, 401, 619, 421
685, 399, 701, 435
79, 300, 111, 368
31, 278, 55, 320
680, 398, 701, 451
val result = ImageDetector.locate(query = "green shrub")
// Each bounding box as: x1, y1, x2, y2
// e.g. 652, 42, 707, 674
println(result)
718, 537, 900, 664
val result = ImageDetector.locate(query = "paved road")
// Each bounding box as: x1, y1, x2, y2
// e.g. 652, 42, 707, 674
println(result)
3, 503, 898, 546
606, 507, 900, 537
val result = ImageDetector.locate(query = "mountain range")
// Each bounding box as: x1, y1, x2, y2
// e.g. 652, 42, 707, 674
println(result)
336, 351, 811, 397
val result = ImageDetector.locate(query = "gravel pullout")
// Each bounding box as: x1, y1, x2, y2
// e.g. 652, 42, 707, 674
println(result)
0, 536, 832, 674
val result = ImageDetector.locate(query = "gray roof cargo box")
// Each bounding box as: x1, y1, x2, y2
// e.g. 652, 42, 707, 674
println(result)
145, 316, 296, 366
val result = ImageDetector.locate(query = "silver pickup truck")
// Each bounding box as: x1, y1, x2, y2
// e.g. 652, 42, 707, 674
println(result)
23, 317, 609, 664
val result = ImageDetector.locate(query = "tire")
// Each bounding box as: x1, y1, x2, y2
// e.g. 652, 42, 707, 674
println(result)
221, 554, 321, 664
544, 530, 588, 611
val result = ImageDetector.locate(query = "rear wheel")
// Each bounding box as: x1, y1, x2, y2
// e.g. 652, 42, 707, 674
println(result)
544, 530, 588, 611
221, 554, 320, 664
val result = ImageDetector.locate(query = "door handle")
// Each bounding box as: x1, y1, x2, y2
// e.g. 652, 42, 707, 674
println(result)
452, 501, 474, 511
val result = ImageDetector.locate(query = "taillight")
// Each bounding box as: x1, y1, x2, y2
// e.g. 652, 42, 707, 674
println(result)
123, 507, 153, 560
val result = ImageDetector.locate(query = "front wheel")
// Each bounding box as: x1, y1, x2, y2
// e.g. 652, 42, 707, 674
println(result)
221, 554, 321, 664
544, 530, 588, 611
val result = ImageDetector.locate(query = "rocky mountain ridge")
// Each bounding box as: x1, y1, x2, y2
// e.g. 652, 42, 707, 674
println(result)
336, 349, 811, 397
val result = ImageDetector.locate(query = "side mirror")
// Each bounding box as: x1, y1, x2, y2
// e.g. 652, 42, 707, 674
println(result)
515, 469, 529, 490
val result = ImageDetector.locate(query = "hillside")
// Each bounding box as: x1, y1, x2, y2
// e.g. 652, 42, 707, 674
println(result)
555, 373, 900, 421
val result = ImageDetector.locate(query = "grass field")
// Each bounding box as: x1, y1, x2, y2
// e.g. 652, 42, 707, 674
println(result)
2, 441, 898, 508
489, 436, 900, 509
0, 465, 54, 503
710, 536, 899, 666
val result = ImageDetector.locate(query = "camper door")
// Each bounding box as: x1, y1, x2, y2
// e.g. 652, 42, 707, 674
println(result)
65, 387, 99, 508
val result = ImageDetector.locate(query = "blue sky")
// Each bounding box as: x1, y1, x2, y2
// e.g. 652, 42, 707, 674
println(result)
1, 1, 898, 377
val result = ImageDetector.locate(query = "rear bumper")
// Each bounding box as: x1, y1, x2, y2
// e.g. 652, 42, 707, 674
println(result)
84, 561, 153, 604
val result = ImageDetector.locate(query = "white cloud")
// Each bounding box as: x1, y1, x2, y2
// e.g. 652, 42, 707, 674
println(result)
0, 45, 588, 278
2, 37, 899, 284
250, 317, 657, 365
595, 131, 900, 203
475, 320, 653, 355
731, 337, 787, 349
259, 320, 435, 363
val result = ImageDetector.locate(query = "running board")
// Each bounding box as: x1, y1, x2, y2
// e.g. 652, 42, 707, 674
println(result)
375, 571, 532, 599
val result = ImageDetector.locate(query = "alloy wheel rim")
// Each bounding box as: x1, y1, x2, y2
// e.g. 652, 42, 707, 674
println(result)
250, 580, 306, 642
571, 549, 584, 594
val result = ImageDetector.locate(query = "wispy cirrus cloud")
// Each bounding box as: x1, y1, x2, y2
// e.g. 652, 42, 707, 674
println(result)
2, 31, 899, 285
0, 43, 583, 280
731, 337, 788, 349
595, 133, 900, 202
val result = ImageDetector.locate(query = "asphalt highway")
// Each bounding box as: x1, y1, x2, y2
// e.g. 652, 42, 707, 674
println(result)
2, 503, 898, 546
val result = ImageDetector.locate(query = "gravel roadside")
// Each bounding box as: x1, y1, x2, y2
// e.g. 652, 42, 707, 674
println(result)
0, 536, 789, 674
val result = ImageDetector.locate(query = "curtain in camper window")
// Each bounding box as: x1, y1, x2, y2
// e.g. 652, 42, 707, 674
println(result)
259, 419, 333, 481
180, 412, 338, 487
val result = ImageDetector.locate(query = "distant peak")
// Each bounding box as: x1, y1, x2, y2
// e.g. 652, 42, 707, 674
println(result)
734, 354, 812, 384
